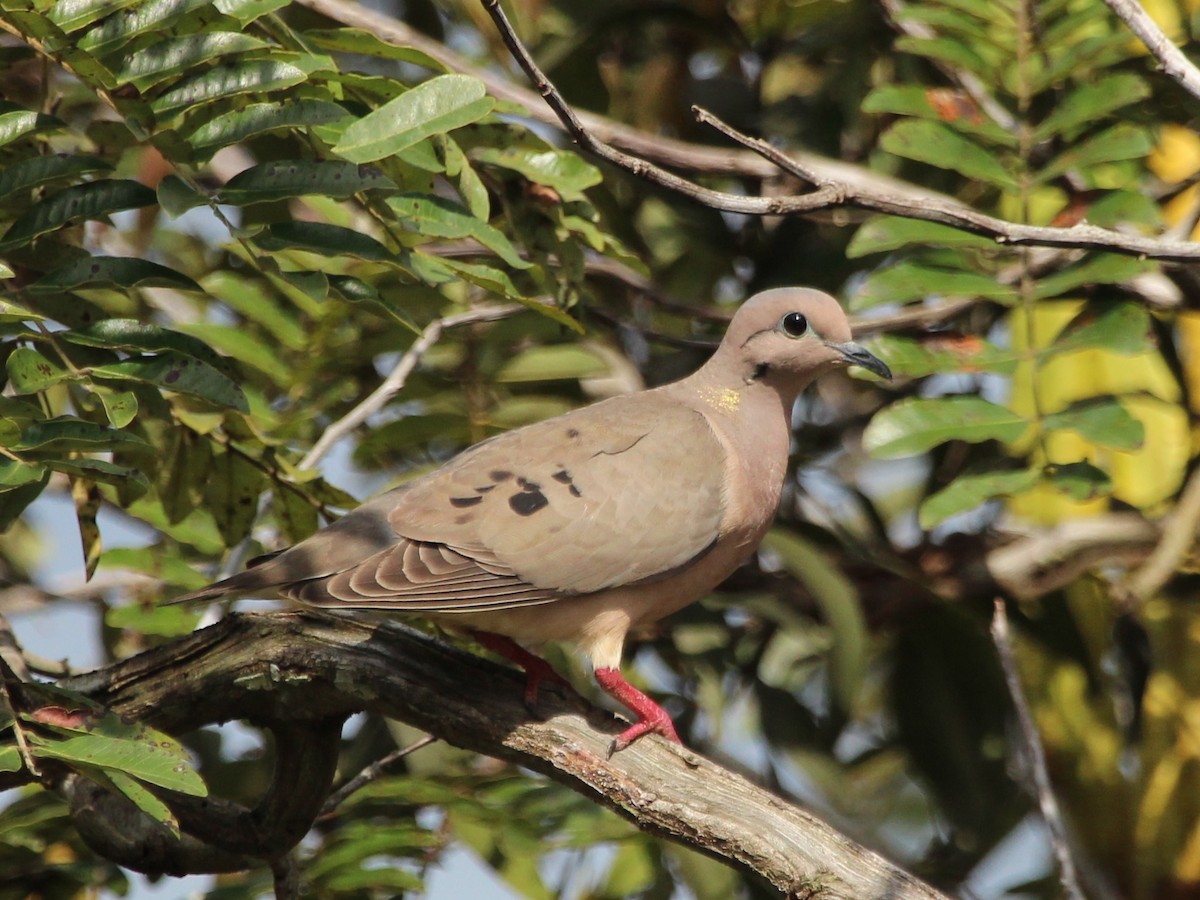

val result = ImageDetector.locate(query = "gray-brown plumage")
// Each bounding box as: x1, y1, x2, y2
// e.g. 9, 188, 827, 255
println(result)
171, 287, 890, 752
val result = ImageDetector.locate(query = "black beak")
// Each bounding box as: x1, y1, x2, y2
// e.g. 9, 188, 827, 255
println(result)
831, 341, 892, 380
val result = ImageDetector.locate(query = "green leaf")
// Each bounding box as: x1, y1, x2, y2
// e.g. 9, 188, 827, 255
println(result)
334, 74, 495, 164
894, 36, 994, 81
849, 261, 1016, 310
1043, 398, 1144, 449
48, 0, 139, 33
28, 730, 206, 795
6, 347, 72, 393
496, 344, 609, 382
114, 33, 269, 90
847, 215, 997, 257
387, 193, 528, 269
204, 447, 266, 545
861, 85, 1017, 147
0, 744, 21, 772
102, 547, 206, 593
1039, 124, 1153, 182
1045, 460, 1111, 500
202, 270, 307, 349
0, 109, 65, 149
863, 396, 1028, 459
0, 470, 50, 530
327, 276, 420, 331
0, 154, 112, 203
78, 0, 210, 55
871, 334, 1019, 377
438, 258, 582, 331
45, 457, 149, 496
1045, 303, 1152, 357
1033, 254, 1151, 300
185, 99, 351, 155
11, 417, 150, 452
156, 174, 208, 217
0, 179, 157, 249
0, 298, 46, 323
218, 160, 398, 205
29, 256, 202, 294
443, 135, 489, 219
0, 458, 48, 488
151, 60, 307, 117
472, 147, 602, 198
303, 27, 448, 70
919, 468, 1040, 528
90, 353, 248, 411
761, 529, 868, 712
95, 386, 138, 427
63, 320, 234, 374
881, 119, 1018, 190
1033, 74, 1150, 142
213, 0, 291, 24
106, 601, 200, 638
176, 321, 291, 384
104, 769, 180, 837
252, 221, 393, 261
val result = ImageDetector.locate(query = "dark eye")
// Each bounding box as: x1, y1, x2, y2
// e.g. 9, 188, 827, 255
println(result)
781, 312, 808, 337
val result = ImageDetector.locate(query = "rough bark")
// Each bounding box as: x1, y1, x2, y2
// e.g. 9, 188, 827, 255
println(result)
54, 610, 949, 899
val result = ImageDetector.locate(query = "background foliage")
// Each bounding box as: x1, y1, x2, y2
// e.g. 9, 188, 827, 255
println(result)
0, 0, 1198, 896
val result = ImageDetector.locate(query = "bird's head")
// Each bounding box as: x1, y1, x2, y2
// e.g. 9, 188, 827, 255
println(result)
717, 287, 891, 395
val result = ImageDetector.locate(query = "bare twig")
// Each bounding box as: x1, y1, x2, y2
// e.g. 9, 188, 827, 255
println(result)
299, 305, 519, 472
292, 0, 952, 207
990, 601, 1086, 900
480, 0, 1200, 264
1117, 463, 1200, 609
1102, 0, 1200, 104
319, 734, 438, 817
0, 651, 40, 778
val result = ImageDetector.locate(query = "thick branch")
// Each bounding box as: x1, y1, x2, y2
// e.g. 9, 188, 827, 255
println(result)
62, 611, 948, 900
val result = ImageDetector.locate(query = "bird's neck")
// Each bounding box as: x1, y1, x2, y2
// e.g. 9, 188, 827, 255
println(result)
666, 365, 797, 547
667, 363, 800, 476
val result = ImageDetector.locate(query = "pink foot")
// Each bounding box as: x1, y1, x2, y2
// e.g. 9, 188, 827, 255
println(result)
473, 631, 570, 709
594, 666, 681, 756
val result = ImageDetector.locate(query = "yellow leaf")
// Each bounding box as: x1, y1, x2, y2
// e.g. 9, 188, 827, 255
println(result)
1149, 124, 1200, 184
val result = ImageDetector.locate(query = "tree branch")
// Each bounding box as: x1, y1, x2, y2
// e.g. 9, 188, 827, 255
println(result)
60, 611, 949, 899
299, 304, 520, 472
291, 0, 952, 206
1102, 0, 1200, 104
1116, 462, 1200, 609
479, 0, 1200, 264
990, 601, 1086, 900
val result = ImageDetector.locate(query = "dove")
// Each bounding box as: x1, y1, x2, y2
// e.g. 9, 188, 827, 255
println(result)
170, 287, 890, 753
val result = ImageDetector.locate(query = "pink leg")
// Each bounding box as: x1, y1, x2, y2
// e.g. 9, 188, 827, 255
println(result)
594, 666, 681, 756
473, 631, 570, 709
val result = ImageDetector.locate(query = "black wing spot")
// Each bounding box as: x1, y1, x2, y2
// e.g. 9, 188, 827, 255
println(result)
516, 476, 541, 491
474, 484, 495, 493
552, 469, 583, 498
490, 470, 513, 482
566, 428, 580, 438
450, 495, 484, 508
509, 489, 549, 516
